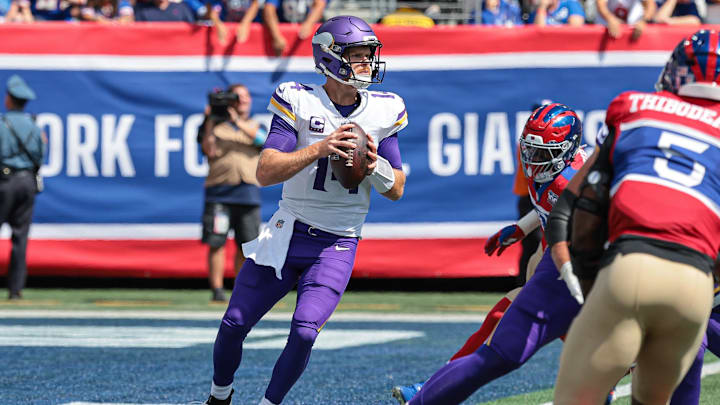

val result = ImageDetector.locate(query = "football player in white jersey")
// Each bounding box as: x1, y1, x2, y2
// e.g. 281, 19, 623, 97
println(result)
201, 15, 407, 405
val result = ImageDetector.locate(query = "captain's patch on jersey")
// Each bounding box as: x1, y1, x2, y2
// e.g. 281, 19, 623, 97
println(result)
309, 116, 325, 133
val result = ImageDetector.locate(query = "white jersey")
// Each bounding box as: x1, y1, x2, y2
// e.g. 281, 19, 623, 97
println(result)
267, 81, 408, 238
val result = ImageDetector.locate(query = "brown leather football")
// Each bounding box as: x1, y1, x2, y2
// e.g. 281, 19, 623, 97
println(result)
330, 122, 369, 189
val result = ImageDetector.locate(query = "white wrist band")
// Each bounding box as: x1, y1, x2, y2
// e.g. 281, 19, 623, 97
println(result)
369, 155, 395, 193
517, 210, 540, 235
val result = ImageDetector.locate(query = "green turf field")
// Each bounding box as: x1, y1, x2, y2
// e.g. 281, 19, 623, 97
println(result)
0, 288, 507, 312
2, 288, 719, 404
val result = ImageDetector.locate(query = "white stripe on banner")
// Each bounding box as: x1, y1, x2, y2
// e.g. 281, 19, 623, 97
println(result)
0, 51, 669, 72
1, 221, 513, 239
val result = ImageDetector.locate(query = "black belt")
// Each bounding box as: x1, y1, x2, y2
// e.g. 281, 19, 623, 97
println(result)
602, 235, 714, 274
293, 221, 342, 238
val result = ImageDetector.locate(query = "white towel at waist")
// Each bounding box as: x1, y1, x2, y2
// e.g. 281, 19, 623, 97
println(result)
242, 208, 296, 280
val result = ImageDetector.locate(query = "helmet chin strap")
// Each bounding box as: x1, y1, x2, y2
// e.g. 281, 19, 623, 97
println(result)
321, 66, 372, 89
349, 74, 372, 89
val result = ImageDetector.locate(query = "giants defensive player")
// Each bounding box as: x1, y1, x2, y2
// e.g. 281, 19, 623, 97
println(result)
398, 104, 589, 405
202, 15, 407, 405
395, 99, 714, 404
550, 29, 720, 404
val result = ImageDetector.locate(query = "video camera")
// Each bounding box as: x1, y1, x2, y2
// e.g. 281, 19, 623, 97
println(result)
208, 90, 239, 122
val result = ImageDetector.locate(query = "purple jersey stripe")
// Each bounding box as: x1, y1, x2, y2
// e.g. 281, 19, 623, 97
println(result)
263, 114, 298, 152
378, 134, 402, 169
272, 91, 293, 111
396, 109, 406, 121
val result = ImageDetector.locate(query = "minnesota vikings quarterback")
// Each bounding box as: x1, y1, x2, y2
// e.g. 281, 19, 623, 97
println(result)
202, 15, 407, 405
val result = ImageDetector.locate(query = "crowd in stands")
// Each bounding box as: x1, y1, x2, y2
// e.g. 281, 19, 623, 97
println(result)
0, 0, 715, 33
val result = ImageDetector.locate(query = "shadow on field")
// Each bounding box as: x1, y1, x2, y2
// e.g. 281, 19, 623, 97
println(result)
19, 276, 519, 293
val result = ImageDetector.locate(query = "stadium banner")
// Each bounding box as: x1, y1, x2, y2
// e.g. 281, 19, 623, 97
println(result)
0, 23, 697, 279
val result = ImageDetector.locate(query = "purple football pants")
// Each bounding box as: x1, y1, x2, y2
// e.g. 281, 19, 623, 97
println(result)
211, 221, 358, 404
670, 309, 720, 404
409, 249, 581, 405
406, 246, 719, 405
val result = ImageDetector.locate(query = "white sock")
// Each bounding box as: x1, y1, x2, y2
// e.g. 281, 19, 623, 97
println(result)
210, 382, 233, 400
259, 397, 277, 405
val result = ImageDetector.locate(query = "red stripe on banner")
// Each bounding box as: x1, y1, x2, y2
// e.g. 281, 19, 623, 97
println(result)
0, 23, 704, 57
0, 239, 520, 279
355, 239, 521, 278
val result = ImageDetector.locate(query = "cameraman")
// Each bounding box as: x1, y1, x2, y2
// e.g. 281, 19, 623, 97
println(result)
199, 83, 266, 302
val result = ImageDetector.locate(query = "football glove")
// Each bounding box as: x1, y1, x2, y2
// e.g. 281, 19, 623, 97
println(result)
484, 225, 525, 256
558, 261, 584, 305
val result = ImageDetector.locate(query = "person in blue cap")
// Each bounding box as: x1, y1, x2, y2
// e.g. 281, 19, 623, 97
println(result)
1, 74, 45, 300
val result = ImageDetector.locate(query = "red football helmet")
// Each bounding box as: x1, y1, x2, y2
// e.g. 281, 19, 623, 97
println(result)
520, 103, 582, 183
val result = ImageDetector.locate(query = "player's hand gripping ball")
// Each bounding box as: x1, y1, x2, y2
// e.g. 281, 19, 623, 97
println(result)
330, 122, 369, 189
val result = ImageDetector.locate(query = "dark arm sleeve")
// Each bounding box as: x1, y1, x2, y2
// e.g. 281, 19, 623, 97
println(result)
377, 134, 402, 169
262, 114, 298, 152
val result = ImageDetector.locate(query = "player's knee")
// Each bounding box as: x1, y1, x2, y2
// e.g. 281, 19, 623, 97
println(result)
219, 310, 252, 340
290, 324, 319, 348
472, 345, 521, 375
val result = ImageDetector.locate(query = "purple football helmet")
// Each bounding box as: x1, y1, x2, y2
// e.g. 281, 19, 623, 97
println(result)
312, 15, 385, 89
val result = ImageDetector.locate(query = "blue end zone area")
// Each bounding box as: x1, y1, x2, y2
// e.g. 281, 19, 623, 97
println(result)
0, 314, 563, 404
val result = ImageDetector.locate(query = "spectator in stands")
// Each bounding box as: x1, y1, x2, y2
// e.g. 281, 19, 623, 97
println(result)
134, 0, 195, 22
596, 0, 655, 38
219, 0, 260, 42
66, 0, 87, 20
116, 0, 134, 22
263, 0, 327, 56
531, 0, 586, 25
477, 0, 523, 25
185, 0, 259, 44
184, 0, 229, 42
198, 84, 265, 302
31, 0, 73, 20
654, 0, 705, 24
79, 0, 134, 22
706, 0, 720, 23
0, 0, 12, 21
0, 75, 45, 300
380, 6, 436, 27
3, 0, 34, 22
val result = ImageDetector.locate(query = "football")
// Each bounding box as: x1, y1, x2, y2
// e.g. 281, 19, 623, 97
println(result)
330, 122, 369, 189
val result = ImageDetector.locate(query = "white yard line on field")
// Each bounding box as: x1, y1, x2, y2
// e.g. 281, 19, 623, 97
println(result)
540, 360, 720, 405
63, 403, 181, 405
